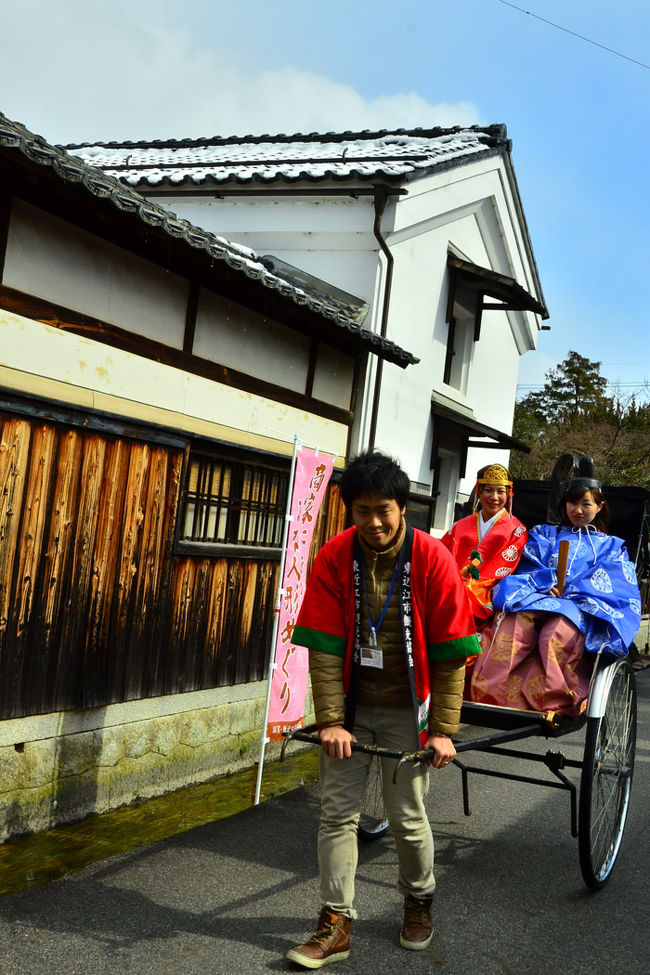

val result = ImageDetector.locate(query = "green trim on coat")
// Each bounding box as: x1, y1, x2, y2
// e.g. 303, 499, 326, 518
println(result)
292, 625, 346, 656
428, 633, 481, 661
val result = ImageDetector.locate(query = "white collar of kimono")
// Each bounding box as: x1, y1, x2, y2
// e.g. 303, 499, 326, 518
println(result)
479, 509, 506, 540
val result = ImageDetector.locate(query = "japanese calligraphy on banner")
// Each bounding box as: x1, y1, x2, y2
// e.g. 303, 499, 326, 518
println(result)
266, 447, 334, 741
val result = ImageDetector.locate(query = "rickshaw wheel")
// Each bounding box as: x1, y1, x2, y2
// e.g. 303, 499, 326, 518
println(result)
578, 657, 637, 890
358, 755, 389, 841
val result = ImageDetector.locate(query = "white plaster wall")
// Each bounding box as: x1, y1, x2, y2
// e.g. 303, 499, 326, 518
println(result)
312, 344, 355, 409
161, 195, 380, 304
392, 158, 541, 350
380, 162, 536, 499
371, 201, 523, 490
0, 309, 348, 459
4, 199, 188, 348
147, 157, 543, 504
195, 289, 311, 394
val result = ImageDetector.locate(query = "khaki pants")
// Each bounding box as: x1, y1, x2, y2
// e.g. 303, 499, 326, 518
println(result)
318, 703, 434, 917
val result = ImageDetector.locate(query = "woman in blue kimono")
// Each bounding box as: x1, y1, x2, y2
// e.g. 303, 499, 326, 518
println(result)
470, 476, 641, 716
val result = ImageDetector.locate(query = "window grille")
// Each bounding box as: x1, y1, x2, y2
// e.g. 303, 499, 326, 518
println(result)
181, 452, 289, 548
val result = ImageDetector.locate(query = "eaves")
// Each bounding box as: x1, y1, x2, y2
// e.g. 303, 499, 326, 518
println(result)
0, 111, 417, 369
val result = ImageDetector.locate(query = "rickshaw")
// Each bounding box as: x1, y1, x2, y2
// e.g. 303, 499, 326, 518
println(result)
282, 651, 637, 891
282, 461, 646, 891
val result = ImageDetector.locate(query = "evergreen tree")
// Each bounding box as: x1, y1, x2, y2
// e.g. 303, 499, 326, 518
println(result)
512, 354, 649, 488
519, 351, 609, 423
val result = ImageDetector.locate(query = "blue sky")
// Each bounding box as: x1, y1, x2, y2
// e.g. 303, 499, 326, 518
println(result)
1, 0, 648, 401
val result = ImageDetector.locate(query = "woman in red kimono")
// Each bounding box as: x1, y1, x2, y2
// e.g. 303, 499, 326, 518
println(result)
440, 463, 527, 630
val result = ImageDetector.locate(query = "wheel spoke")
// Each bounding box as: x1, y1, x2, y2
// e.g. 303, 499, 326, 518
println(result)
358, 755, 389, 840
578, 659, 636, 889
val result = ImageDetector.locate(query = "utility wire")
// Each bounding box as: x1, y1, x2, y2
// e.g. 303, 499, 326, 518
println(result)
517, 382, 649, 391
517, 382, 649, 387
497, 0, 650, 70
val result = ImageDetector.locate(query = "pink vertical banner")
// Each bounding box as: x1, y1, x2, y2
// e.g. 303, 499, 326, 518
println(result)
267, 447, 333, 740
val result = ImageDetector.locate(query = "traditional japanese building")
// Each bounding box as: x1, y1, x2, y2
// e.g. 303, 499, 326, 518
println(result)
0, 111, 416, 838
69, 125, 549, 532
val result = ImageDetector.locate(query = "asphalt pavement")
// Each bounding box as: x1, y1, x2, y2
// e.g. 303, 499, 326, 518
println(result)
0, 668, 648, 975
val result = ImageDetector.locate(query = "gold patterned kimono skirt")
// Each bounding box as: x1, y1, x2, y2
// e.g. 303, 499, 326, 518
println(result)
470, 610, 594, 717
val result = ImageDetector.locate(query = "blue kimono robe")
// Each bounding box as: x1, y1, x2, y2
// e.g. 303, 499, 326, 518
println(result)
492, 524, 641, 658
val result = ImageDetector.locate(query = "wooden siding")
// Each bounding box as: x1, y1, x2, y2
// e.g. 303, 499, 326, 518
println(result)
0, 411, 344, 720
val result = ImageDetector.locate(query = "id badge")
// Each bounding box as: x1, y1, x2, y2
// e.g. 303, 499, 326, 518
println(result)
360, 645, 384, 669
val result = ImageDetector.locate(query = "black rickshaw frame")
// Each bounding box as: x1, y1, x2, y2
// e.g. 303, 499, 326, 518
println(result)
282, 652, 637, 891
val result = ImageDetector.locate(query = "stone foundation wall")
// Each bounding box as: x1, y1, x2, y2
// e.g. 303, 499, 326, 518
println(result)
0, 682, 314, 842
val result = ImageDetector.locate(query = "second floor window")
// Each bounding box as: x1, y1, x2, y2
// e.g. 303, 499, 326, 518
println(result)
443, 293, 476, 395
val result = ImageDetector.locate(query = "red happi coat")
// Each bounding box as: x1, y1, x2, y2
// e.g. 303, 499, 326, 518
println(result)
292, 523, 481, 747
440, 511, 527, 623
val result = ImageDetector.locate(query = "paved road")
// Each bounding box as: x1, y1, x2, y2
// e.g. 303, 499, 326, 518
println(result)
1, 668, 648, 975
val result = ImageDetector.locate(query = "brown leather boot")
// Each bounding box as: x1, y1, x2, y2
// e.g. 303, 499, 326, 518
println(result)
400, 893, 433, 950
286, 907, 351, 969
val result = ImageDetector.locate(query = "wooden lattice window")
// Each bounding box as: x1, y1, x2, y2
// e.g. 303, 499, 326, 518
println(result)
181, 451, 289, 548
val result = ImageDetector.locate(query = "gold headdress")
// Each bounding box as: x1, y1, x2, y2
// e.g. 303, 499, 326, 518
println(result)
477, 464, 512, 488
473, 464, 513, 513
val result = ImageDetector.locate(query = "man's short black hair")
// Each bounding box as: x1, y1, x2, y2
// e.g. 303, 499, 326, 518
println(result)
339, 450, 410, 509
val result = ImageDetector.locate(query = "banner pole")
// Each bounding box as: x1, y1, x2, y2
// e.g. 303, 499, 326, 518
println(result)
253, 434, 302, 806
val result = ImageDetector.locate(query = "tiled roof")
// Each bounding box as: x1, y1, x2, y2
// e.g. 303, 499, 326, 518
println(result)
65, 125, 510, 189
0, 112, 417, 367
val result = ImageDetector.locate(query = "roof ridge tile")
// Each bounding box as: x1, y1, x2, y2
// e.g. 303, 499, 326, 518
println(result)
62, 123, 507, 152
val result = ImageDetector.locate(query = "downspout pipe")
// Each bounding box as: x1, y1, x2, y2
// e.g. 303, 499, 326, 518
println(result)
367, 184, 394, 449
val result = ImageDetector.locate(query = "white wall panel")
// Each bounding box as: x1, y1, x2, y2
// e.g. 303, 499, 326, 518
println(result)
312, 344, 354, 408
4, 199, 187, 348
194, 288, 310, 393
